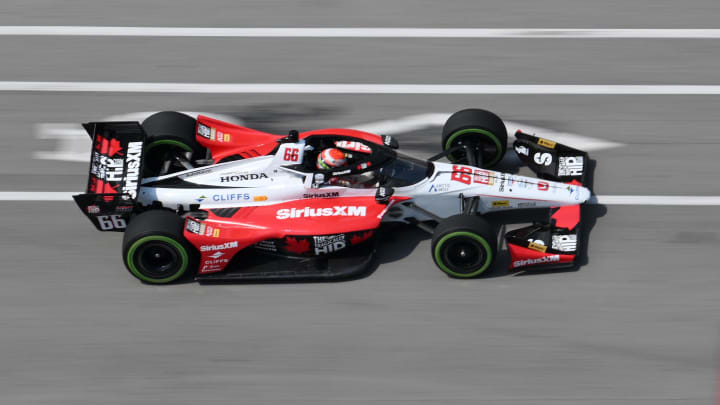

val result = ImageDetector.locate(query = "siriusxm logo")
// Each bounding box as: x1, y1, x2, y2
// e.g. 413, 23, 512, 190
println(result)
276, 206, 367, 220
200, 241, 239, 252
121, 141, 143, 199
513, 255, 560, 268
303, 192, 340, 199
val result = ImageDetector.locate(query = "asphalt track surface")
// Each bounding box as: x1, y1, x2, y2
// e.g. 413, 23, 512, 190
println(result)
1, 2, 720, 404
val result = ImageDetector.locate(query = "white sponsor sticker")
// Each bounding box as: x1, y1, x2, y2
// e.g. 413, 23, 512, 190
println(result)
198, 123, 212, 138
558, 156, 584, 176
552, 235, 577, 252
335, 140, 371, 153
514, 144, 529, 156
313, 234, 346, 255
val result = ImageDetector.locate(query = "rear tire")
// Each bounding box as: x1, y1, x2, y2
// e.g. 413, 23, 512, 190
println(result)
141, 111, 204, 177
441, 109, 508, 168
122, 210, 196, 284
431, 215, 497, 278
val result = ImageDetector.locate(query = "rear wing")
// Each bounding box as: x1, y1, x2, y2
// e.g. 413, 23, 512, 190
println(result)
72, 122, 146, 232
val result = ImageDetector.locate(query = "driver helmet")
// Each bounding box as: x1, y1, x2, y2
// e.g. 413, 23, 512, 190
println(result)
316, 148, 347, 170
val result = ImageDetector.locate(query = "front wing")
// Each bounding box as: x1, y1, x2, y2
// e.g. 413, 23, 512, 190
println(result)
504, 204, 582, 271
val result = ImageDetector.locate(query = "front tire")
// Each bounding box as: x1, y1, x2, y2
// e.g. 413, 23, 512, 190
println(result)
441, 109, 508, 168
432, 215, 497, 278
122, 210, 196, 284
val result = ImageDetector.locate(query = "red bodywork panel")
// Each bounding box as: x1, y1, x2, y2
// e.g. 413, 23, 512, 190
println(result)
550, 180, 583, 231
195, 115, 281, 162
551, 205, 580, 231
299, 128, 385, 145
507, 244, 575, 270
189, 115, 398, 275
183, 196, 403, 274
89, 135, 124, 196
196, 115, 386, 163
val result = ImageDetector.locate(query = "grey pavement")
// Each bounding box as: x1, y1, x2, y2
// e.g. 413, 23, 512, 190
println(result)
0, 202, 717, 404
0, 0, 719, 28
2, 37, 720, 85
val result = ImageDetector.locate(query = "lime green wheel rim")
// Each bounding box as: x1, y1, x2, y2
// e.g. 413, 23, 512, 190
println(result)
145, 139, 194, 154
444, 128, 503, 166
126, 235, 189, 284
434, 231, 493, 278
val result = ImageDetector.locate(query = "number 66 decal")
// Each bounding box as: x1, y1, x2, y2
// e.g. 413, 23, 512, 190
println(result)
283, 147, 300, 162
97, 215, 127, 230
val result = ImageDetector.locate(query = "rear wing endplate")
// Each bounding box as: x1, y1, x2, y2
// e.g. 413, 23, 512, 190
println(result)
504, 204, 582, 271
72, 122, 146, 231
513, 131, 588, 184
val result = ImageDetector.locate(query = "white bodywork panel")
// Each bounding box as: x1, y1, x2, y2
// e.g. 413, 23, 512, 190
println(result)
137, 144, 591, 221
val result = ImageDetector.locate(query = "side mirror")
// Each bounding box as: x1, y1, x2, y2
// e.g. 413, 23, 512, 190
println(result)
278, 129, 299, 144
375, 186, 394, 204
381, 135, 399, 149
305, 172, 326, 189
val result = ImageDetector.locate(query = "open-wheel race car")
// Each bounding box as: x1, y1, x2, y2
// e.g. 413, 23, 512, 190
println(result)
73, 109, 592, 284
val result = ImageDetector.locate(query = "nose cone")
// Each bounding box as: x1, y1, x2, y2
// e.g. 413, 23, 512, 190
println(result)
577, 185, 592, 203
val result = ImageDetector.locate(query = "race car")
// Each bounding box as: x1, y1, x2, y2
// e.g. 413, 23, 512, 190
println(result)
73, 109, 592, 284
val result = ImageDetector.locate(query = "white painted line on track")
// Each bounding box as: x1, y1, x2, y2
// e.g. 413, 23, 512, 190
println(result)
351, 113, 449, 135
5, 82, 720, 94
592, 195, 720, 206
0, 192, 78, 201
2, 27, 720, 38
2, 192, 720, 206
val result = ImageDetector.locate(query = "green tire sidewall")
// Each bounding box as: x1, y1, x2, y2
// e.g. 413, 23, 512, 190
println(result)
434, 231, 493, 278
145, 139, 194, 154
126, 235, 189, 284
444, 128, 503, 166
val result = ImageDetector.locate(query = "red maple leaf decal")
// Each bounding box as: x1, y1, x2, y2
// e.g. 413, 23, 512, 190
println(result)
90, 178, 118, 194
95, 135, 106, 151
94, 135, 124, 157
350, 231, 373, 245
108, 138, 124, 157
284, 237, 310, 254
90, 179, 119, 201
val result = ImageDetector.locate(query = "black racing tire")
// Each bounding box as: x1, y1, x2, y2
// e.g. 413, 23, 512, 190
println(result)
141, 111, 204, 177
441, 109, 508, 168
122, 210, 197, 284
431, 214, 497, 278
